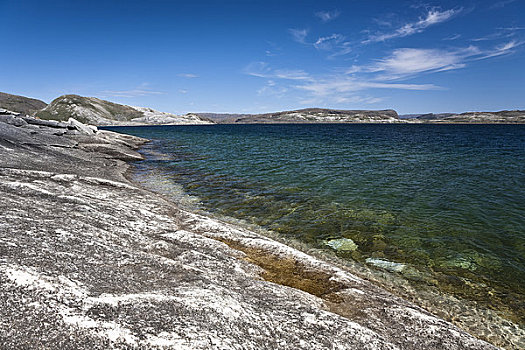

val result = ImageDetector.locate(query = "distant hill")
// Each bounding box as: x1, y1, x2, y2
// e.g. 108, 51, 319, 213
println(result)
0, 92, 47, 115
192, 113, 253, 123
194, 108, 400, 124
402, 110, 525, 123
433, 110, 525, 123
399, 113, 455, 120
35, 95, 213, 126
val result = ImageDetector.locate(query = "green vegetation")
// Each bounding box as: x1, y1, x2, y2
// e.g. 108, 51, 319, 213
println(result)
35, 94, 143, 124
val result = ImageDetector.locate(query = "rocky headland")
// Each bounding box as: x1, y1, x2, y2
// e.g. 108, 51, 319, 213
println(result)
0, 108, 514, 349
195, 108, 401, 124
402, 110, 525, 123
35, 94, 213, 126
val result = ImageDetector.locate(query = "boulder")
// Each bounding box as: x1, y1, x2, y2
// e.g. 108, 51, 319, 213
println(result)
68, 118, 97, 135
21, 116, 70, 129
0, 108, 21, 116
366, 258, 406, 272
324, 238, 358, 251
0, 114, 28, 127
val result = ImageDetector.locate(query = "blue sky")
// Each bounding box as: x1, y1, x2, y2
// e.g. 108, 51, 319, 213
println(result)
1, 0, 524, 114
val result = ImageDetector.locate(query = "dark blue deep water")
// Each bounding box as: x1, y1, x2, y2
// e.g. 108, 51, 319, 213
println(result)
106, 124, 525, 323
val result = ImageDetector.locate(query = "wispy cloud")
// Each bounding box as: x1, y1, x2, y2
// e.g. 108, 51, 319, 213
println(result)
443, 34, 461, 41
316, 37, 352, 58
178, 89, 188, 94
314, 34, 345, 50
289, 32, 353, 57
244, 62, 311, 81
472, 26, 524, 42
364, 8, 460, 43
177, 73, 199, 78
100, 85, 164, 98
297, 78, 440, 97
244, 37, 522, 106
257, 80, 288, 97
490, 0, 518, 9
366, 47, 476, 79
477, 40, 523, 59
245, 61, 440, 106
289, 28, 309, 44
355, 41, 521, 79
298, 94, 384, 106
264, 41, 282, 57
315, 10, 340, 22
273, 69, 311, 80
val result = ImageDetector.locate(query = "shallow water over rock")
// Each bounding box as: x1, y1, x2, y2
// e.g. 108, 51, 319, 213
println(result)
104, 123, 525, 347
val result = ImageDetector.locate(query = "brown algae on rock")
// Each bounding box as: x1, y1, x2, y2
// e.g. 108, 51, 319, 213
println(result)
217, 238, 345, 298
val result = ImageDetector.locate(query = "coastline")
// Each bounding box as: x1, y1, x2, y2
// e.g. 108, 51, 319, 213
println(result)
128, 134, 525, 350
0, 116, 517, 349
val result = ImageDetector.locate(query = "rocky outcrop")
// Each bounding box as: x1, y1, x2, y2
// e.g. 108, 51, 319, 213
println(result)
432, 110, 525, 123
403, 110, 525, 123
0, 92, 47, 115
130, 107, 214, 125
0, 116, 503, 349
197, 108, 401, 124
35, 94, 213, 126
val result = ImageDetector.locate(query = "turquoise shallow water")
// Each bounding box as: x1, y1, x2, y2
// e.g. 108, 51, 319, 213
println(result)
106, 124, 525, 323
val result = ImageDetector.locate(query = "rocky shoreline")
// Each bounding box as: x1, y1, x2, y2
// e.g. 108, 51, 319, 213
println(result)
0, 113, 508, 349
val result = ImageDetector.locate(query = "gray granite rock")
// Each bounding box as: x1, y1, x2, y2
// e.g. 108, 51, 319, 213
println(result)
0, 114, 27, 127
0, 118, 77, 148
68, 117, 96, 135
0, 108, 21, 116
21, 116, 71, 128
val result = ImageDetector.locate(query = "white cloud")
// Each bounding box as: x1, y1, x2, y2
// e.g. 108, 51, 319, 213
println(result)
243, 38, 521, 106
273, 69, 311, 80
314, 34, 345, 50
443, 34, 461, 41
244, 62, 311, 81
364, 8, 460, 43
299, 94, 383, 106
311, 34, 352, 57
369, 48, 473, 78
297, 77, 440, 97
177, 73, 199, 78
289, 28, 309, 44
243, 61, 271, 78
257, 80, 288, 97
477, 40, 523, 59
100, 88, 164, 98
497, 40, 520, 51
178, 89, 188, 94
472, 26, 523, 42
490, 0, 517, 9
354, 41, 521, 79
315, 10, 340, 22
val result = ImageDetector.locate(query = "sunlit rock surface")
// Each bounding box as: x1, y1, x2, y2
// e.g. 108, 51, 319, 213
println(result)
0, 116, 499, 349
34, 94, 213, 126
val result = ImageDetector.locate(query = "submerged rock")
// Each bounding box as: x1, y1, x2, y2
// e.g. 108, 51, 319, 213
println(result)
366, 258, 406, 273
324, 238, 358, 251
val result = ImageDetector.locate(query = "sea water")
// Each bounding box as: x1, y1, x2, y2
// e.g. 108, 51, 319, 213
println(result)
105, 123, 525, 326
